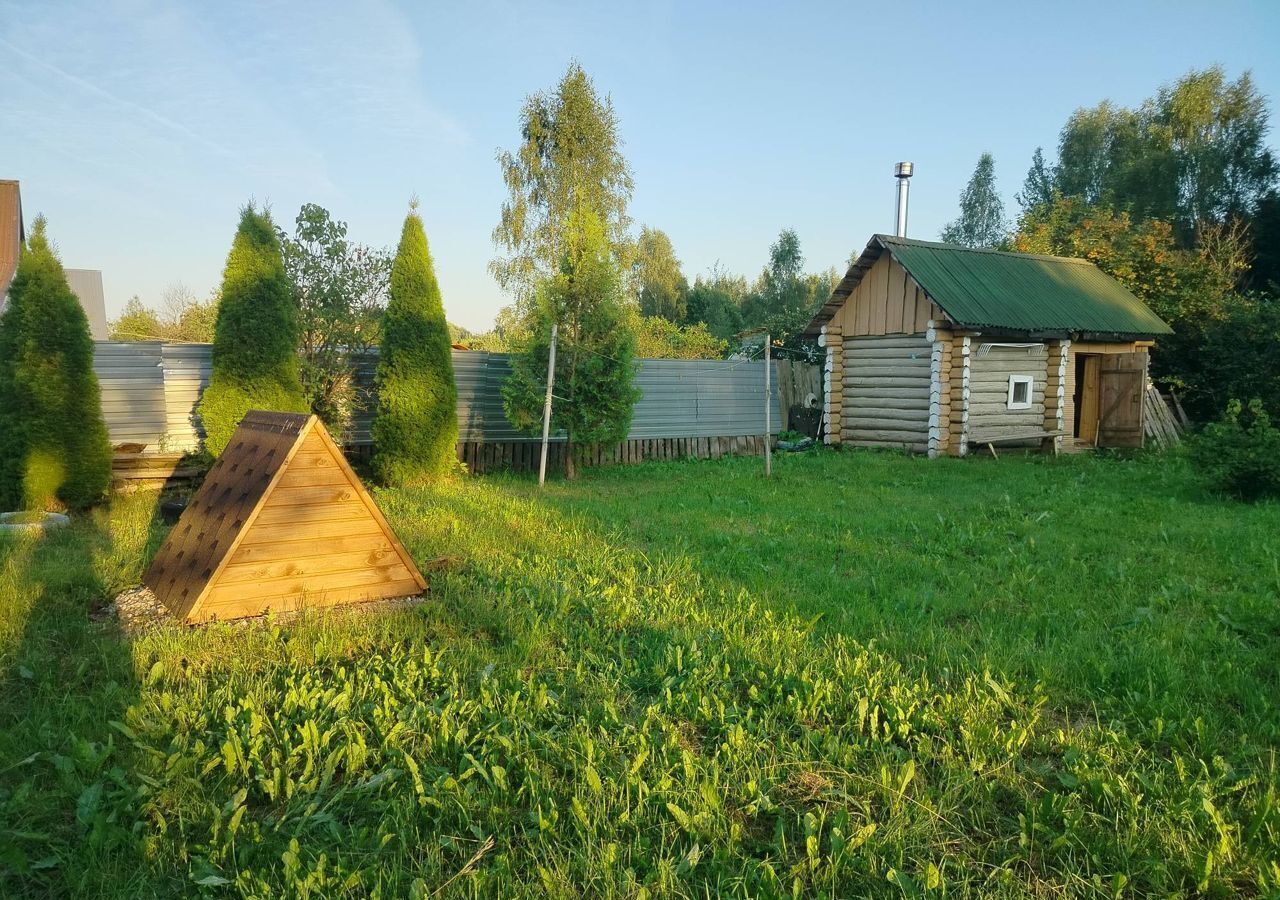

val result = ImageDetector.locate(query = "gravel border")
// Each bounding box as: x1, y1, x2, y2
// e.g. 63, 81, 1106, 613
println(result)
104, 585, 430, 635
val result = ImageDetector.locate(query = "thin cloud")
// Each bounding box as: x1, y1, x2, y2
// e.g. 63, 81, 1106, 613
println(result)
0, 34, 243, 164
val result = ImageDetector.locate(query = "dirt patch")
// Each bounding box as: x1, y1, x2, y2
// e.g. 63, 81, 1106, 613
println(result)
778, 768, 834, 804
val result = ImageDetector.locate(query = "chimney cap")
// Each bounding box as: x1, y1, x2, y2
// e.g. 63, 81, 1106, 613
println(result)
895, 162, 914, 178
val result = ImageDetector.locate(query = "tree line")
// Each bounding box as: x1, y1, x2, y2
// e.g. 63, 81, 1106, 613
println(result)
938, 66, 1278, 419
17, 60, 1276, 508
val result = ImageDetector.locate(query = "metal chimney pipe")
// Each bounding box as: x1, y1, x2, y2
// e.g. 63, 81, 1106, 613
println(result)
894, 161, 914, 237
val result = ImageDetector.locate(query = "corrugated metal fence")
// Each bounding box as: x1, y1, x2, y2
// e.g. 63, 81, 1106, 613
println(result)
93, 342, 783, 471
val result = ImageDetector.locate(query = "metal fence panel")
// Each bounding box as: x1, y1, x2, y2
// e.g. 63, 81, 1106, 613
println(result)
94, 343, 781, 450
160, 343, 211, 452
93, 342, 167, 447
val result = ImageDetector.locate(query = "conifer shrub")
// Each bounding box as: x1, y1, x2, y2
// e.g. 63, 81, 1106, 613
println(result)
371, 207, 458, 485
197, 205, 307, 456
0, 216, 112, 510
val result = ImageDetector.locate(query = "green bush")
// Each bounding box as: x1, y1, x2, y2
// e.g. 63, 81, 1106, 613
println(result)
197, 205, 307, 456
370, 208, 458, 485
0, 216, 111, 510
1190, 399, 1280, 501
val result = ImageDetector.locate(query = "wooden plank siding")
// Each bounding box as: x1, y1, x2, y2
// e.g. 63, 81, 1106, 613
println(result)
1062, 340, 1150, 442
830, 255, 940, 338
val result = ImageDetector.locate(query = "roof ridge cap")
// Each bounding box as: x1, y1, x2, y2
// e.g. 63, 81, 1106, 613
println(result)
876, 233, 1094, 266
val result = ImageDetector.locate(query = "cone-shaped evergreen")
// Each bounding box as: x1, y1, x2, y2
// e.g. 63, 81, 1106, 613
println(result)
0, 216, 112, 510
371, 208, 458, 484
198, 205, 307, 456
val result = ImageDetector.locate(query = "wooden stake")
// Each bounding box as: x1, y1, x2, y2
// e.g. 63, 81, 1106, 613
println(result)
538, 323, 558, 488
764, 333, 772, 478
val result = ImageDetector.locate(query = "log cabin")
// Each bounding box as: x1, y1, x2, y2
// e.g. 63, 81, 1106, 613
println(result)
804, 235, 1173, 456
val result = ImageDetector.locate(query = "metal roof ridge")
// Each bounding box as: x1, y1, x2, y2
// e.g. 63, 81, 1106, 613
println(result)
873, 233, 1095, 266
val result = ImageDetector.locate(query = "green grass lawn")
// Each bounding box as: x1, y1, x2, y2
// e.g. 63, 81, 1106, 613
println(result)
1, 449, 1277, 897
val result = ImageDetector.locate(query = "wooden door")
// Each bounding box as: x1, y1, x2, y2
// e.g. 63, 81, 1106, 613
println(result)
1077, 355, 1101, 444
1097, 351, 1147, 448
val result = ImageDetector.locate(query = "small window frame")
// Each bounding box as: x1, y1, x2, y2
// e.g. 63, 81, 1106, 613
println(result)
1007, 375, 1034, 410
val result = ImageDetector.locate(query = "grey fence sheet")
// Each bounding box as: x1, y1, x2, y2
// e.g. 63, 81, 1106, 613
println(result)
93, 343, 780, 450
94, 342, 169, 448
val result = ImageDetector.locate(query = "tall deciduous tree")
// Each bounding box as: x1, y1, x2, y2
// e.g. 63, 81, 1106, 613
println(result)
628, 312, 726, 359
107, 286, 219, 343
491, 62, 634, 307
1028, 67, 1276, 243
0, 216, 111, 510
1013, 195, 1241, 417
108, 297, 164, 340
742, 228, 806, 323
503, 210, 638, 478
279, 203, 391, 440
197, 205, 308, 456
685, 267, 747, 340
633, 226, 688, 321
941, 153, 1008, 248
371, 205, 458, 485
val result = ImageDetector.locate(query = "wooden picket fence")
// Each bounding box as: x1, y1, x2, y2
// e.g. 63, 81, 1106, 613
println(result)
457, 435, 772, 475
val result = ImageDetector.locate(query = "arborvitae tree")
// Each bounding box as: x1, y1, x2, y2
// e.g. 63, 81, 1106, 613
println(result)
0, 216, 111, 510
504, 210, 638, 479
941, 153, 1009, 248
197, 205, 307, 456
371, 205, 458, 485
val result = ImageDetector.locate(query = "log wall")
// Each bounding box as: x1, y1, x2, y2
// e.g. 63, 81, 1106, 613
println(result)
926, 322, 954, 457
948, 335, 971, 456
840, 334, 933, 452
819, 322, 843, 444
967, 343, 1049, 443
1045, 340, 1070, 451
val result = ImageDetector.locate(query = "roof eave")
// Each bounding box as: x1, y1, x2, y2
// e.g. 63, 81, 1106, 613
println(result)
803, 235, 890, 336
955, 325, 1171, 342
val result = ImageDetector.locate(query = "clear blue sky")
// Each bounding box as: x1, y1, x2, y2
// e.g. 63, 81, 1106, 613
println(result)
3, 0, 1278, 332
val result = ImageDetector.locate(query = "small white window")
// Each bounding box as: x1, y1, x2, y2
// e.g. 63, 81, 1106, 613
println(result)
1007, 375, 1034, 409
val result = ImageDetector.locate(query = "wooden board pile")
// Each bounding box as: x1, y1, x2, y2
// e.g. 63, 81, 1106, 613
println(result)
1143, 383, 1188, 450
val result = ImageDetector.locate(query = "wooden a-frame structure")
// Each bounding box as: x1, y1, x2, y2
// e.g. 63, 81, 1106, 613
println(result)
144, 411, 427, 623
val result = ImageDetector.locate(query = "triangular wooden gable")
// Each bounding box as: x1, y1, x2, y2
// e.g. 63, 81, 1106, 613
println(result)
144, 411, 427, 623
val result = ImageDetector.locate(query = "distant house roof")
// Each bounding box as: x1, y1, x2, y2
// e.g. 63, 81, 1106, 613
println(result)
65, 269, 109, 340
0, 180, 111, 339
0, 180, 22, 301
807, 234, 1173, 339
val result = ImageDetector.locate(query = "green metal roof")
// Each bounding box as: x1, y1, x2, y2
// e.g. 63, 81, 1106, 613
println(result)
808, 235, 1172, 338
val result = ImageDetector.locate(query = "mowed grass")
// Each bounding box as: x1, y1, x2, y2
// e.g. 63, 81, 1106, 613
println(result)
1, 449, 1277, 897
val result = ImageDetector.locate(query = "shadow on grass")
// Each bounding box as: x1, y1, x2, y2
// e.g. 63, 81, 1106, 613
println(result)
0, 493, 173, 897
462, 451, 1280, 753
